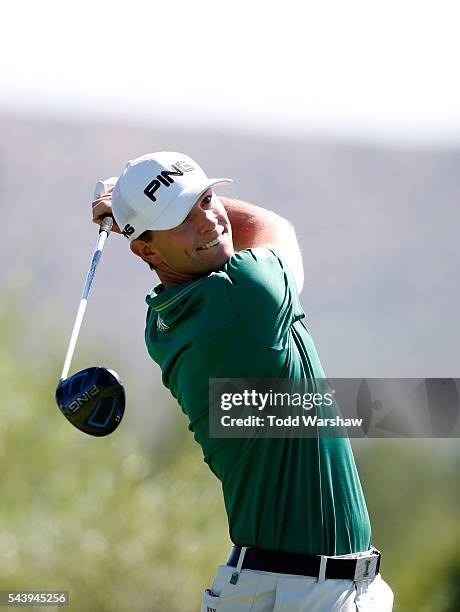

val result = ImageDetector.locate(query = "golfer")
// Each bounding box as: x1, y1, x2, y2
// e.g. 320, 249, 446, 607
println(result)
92, 152, 394, 611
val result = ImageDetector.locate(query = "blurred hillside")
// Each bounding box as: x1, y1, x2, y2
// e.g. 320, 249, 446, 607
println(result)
0, 113, 459, 441
0, 113, 459, 611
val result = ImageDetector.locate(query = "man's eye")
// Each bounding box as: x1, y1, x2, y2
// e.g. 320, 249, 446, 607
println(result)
203, 195, 212, 206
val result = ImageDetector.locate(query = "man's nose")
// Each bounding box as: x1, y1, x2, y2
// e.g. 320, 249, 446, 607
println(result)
196, 208, 218, 233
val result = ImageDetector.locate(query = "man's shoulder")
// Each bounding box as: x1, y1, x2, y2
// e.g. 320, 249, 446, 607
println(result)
228, 246, 281, 262
219, 247, 290, 287
220, 247, 284, 276
146, 247, 287, 317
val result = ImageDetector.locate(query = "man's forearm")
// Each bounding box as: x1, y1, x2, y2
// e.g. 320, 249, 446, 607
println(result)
221, 197, 289, 250
221, 197, 304, 293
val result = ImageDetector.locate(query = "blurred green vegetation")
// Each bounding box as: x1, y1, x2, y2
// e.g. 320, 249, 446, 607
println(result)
357, 439, 460, 611
0, 302, 459, 611
0, 306, 229, 611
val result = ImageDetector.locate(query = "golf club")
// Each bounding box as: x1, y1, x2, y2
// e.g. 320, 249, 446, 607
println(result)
55, 178, 125, 436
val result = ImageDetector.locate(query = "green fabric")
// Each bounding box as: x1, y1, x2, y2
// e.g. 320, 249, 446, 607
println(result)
145, 248, 371, 555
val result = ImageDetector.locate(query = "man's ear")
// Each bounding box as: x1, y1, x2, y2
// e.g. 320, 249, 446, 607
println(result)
130, 238, 163, 266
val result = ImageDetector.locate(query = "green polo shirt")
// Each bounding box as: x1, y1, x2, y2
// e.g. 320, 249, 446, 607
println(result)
145, 248, 371, 555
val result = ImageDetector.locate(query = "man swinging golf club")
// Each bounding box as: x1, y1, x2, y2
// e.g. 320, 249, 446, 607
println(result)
92, 152, 394, 611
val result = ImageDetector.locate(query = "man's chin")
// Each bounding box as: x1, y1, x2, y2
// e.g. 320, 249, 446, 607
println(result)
197, 248, 234, 273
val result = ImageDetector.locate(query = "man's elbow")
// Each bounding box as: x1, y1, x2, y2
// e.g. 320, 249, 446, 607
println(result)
295, 267, 304, 294
284, 223, 304, 294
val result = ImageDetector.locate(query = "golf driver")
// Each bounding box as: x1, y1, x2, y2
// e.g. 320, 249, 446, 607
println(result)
55, 178, 125, 436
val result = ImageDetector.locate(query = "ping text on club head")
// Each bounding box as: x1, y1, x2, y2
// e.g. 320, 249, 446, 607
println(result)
67, 384, 99, 413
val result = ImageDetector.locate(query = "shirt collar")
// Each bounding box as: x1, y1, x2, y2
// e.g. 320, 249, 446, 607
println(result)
145, 277, 207, 313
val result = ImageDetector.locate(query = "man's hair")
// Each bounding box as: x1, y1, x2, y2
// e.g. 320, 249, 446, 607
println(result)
136, 230, 155, 271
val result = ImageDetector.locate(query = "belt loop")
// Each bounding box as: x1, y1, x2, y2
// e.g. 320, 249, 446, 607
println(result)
317, 556, 327, 583
230, 546, 248, 585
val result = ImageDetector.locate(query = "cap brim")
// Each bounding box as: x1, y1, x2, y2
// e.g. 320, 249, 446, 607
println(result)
145, 178, 233, 231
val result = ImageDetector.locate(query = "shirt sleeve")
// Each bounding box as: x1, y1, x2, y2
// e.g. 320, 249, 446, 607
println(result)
223, 247, 304, 349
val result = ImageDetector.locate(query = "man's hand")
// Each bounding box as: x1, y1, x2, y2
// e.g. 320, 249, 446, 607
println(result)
92, 194, 122, 234
91, 178, 121, 234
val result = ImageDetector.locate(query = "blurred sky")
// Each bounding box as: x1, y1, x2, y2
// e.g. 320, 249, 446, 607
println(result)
1, 0, 460, 146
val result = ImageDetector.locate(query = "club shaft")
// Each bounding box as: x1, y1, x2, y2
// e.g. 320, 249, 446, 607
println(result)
60, 228, 110, 381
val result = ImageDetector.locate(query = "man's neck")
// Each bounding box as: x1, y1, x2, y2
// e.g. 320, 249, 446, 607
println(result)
156, 267, 212, 289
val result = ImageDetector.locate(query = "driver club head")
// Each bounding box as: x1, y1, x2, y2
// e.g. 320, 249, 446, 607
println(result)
55, 367, 125, 436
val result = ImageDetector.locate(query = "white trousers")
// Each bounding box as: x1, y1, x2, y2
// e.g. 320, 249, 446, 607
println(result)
201, 560, 393, 611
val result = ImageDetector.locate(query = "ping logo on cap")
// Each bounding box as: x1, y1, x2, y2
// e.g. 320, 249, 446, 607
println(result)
143, 161, 194, 203
122, 224, 135, 239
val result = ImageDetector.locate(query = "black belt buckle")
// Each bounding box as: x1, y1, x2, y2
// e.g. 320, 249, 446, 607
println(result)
352, 548, 381, 582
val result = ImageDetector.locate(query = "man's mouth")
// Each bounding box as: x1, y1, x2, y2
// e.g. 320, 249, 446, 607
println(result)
197, 227, 226, 251
197, 237, 221, 251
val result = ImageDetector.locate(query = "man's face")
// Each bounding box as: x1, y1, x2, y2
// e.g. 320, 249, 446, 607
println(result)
133, 190, 234, 285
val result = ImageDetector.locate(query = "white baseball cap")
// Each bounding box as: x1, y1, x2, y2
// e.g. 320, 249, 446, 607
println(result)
111, 151, 233, 240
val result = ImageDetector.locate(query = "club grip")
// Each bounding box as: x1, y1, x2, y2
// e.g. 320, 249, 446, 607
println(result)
99, 216, 113, 235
